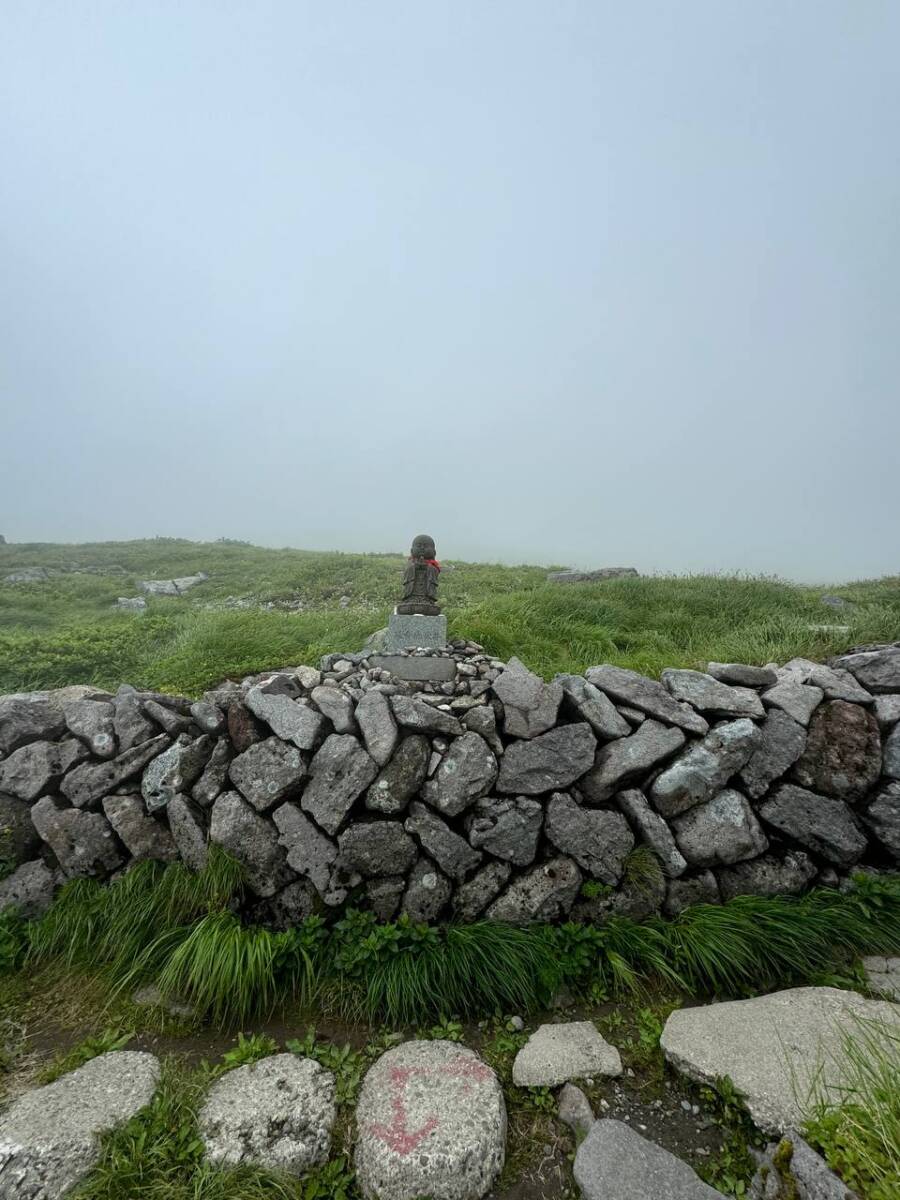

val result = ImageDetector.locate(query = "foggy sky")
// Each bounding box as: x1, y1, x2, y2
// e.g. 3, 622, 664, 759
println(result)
2, 2, 898, 582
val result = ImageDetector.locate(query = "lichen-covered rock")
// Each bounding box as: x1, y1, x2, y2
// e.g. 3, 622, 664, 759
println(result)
167, 795, 209, 870
273, 802, 339, 896
716, 851, 817, 902
581, 720, 685, 805
310, 686, 357, 735
452, 861, 512, 920
738, 709, 807, 800
585, 666, 709, 734
0, 692, 67, 755
545, 793, 634, 884
830, 644, 900, 694
615, 789, 687, 878
649, 720, 759, 819
31, 797, 124, 878
496, 722, 597, 795
60, 733, 169, 809
191, 738, 233, 807
200, 1054, 335, 1175
245, 685, 328, 749
759, 784, 867, 867
301, 734, 378, 836
749, 1130, 860, 1200
421, 732, 497, 817
113, 687, 159, 750
102, 794, 178, 861
338, 821, 418, 878
355, 1040, 505, 1200
485, 857, 581, 924
210, 791, 295, 896
228, 736, 307, 812
466, 796, 543, 866
492, 657, 562, 738
781, 657, 873, 704
792, 701, 881, 801
462, 705, 504, 754
355, 691, 399, 766
63, 698, 117, 758
142, 735, 214, 812
0, 859, 61, 919
390, 695, 463, 737
189, 700, 226, 735
402, 857, 452, 922
662, 669, 765, 719
555, 674, 630, 740
671, 789, 768, 868
405, 803, 482, 880
366, 735, 430, 814
0, 739, 88, 803
0, 1051, 160, 1200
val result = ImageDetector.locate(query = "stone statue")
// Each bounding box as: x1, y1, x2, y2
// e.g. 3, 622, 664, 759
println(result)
397, 534, 441, 615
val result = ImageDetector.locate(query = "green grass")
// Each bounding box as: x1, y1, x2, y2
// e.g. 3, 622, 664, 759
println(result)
1, 538, 898, 694
803, 1016, 900, 1200
22, 849, 900, 1028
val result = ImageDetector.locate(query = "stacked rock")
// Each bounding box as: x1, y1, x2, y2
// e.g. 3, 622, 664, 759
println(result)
0, 642, 898, 927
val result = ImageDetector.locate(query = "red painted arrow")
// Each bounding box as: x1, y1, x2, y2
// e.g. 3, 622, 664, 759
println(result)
367, 1066, 439, 1156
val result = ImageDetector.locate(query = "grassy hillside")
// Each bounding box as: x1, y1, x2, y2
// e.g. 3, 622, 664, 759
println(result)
0, 539, 898, 696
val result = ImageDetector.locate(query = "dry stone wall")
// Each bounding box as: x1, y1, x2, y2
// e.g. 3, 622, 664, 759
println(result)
1, 641, 898, 926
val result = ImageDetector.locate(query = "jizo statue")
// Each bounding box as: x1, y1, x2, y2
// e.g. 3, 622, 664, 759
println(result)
397, 534, 441, 616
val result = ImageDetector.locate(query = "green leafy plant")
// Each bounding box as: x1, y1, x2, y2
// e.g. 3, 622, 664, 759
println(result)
286, 1028, 374, 1108
696, 1075, 763, 1198
218, 1032, 278, 1072
39, 1027, 133, 1084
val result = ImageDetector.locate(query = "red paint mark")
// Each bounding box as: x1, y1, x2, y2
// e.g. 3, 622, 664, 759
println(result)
367, 1056, 494, 1156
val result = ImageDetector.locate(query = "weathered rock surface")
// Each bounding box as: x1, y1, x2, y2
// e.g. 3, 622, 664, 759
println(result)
650, 720, 759, 819
228, 736, 307, 812
873, 694, 900, 728
466, 796, 543, 866
366, 735, 430, 814
405, 803, 481, 880
113, 687, 160, 750
60, 733, 169, 808
585, 665, 709, 734
582, 719, 687, 805
301, 734, 378, 835
273, 802, 338, 896
860, 955, 900, 1001
662, 669, 765, 719
496, 723, 597, 795
142, 735, 213, 812
0, 739, 87, 803
0, 1050, 159, 1200
199, 1054, 335, 1175
189, 700, 225, 735
210, 791, 294, 896
861, 781, 900, 860
390, 695, 463, 737
421, 732, 497, 817
338, 821, 418, 878
246, 686, 327, 749
310, 686, 357, 735
671, 789, 768, 867
660, 987, 900, 1133
663, 870, 720, 917
716, 850, 817, 901
191, 738, 232, 807
707, 663, 778, 688
485, 857, 581, 924
749, 1130, 860, 1200
792, 701, 881, 801
167, 795, 209, 870
492, 657, 562, 738
452, 861, 512, 920
780, 657, 873, 705
401, 857, 452, 922
759, 785, 867, 867
0, 793, 40, 865
31, 797, 123, 878
884, 721, 900, 779
545, 793, 634, 883
739, 709, 807, 800
63, 698, 117, 758
557, 1083, 594, 1141
0, 859, 61, 919
616, 788, 687, 877
355, 691, 399, 766
574, 1120, 727, 1200
762, 680, 824, 728
355, 1040, 505, 1200
830, 644, 900, 694
0, 692, 67, 755
512, 1021, 622, 1086
556, 674, 631, 740
102, 794, 178, 861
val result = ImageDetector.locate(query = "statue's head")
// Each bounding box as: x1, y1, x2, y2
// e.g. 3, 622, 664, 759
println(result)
410, 534, 436, 559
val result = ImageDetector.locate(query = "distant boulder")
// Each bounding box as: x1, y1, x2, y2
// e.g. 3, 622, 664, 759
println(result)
547, 567, 638, 583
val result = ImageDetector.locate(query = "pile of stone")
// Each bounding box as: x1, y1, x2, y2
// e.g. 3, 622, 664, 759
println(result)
0, 641, 898, 927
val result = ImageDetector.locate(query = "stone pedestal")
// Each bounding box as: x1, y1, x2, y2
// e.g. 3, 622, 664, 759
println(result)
370, 655, 457, 683
385, 612, 447, 653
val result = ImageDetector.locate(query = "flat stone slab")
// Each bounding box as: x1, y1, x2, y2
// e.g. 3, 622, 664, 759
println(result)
861, 955, 900, 1001
512, 1021, 622, 1086
660, 986, 900, 1133
385, 613, 448, 652
574, 1120, 726, 1200
370, 655, 457, 683
200, 1053, 335, 1174
0, 1050, 160, 1198
355, 1040, 505, 1200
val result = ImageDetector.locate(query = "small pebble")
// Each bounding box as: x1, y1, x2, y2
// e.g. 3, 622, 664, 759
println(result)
509, 1015, 524, 1032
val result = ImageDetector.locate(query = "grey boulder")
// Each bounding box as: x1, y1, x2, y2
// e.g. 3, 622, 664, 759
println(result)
662, 669, 765, 719
465, 796, 543, 866
228, 736, 307, 812
585, 665, 709, 734
555, 674, 631, 740
338, 821, 418, 878
616, 789, 687, 877
663, 870, 720, 917
102, 794, 177, 861
829, 644, 900, 693
0, 1050, 160, 1200
355, 691, 399, 766
512, 1021, 621, 1086
759, 784, 867, 867
574, 1120, 726, 1200
492, 657, 562, 738
792, 701, 881, 801
31, 797, 123, 878
738, 709, 807, 800
716, 851, 817, 901
581, 720, 685, 805
310, 686, 357, 735
301, 734, 378, 836
354, 1040, 505, 1200
390, 695, 463, 737
762, 680, 824, 728
167, 795, 209, 870
421, 732, 497, 817
0, 859, 61, 919
485, 857, 581, 924
0, 739, 87, 803
366, 735, 430, 814
401, 857, 452, 922
405, 802, 481, 880
780, 657, 873, 704
0, 692, 67, 755
545, 793, 634, 884
862, 782, 900, 860
63, 698, 117, 758
200, 1053, 335, 1175
884, 721, 900, 779
452, 861, 512, 921
245, 685, 327, 749
59, 733, 170, 809
209, 791, 295, 896
273, 802, 339, 897
191, 738, 233, 807
671, 789, 768, 867
0, 793, 41, 865
496, 722, 597, 795
707, 662, 778, 688
142, 735, 213, 812
649, 719, 759, 818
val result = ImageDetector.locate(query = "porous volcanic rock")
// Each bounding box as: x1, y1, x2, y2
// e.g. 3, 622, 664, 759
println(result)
421, 732, 498, 817
300, 734, 378, 835
496, 723, 597, 795
759, 784, 867, 867
545, 793, 634, 884
485, 857, 581, 924
581, 720, 686, 805
512, 1022, 622, 1087
650, 720, 759, 819
366, 735, 430, 814
585, 666, 709, 734
662, 669, 765, 719
671, 789, 768, 868
791, 701, 881, 801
